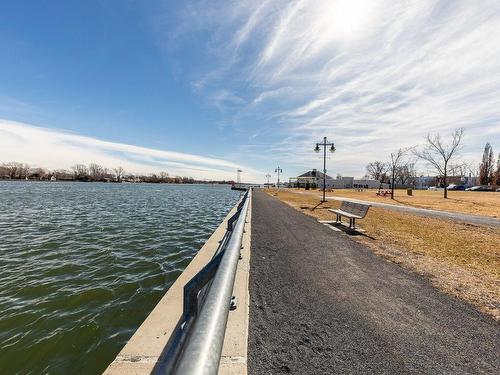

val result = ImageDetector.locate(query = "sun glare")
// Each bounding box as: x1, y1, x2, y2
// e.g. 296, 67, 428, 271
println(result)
321, 0, 375, 43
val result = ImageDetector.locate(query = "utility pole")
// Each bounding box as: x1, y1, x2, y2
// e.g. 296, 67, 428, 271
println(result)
275, 166, 282, 192
314, 137, 336, 202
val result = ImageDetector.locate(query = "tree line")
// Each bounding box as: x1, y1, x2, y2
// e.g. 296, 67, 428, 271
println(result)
0, 162, 232, 184
365, 128, 500, 199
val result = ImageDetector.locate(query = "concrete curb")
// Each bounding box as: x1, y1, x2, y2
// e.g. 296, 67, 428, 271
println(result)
218, 193, 251, 375
104, 195, 251, 374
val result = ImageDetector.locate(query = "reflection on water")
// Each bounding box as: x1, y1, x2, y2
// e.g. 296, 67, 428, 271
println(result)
0, 181, 239, 374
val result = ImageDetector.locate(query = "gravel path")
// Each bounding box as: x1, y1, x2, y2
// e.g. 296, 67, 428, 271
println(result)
248, 190, 500, 374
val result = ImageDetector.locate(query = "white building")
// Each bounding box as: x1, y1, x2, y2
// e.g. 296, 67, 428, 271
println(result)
292, 170, 388, 189
292, 169, 334, 188
320, 177, 386, 189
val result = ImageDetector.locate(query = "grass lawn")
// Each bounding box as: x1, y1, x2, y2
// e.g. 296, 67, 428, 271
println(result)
266, 189, 500, 321
300, 188, 500, 218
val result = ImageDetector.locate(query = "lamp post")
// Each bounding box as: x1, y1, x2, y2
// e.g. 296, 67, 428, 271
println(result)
275, 166, 282, 192
314, 137, 336, 202
265, 173, 271, 187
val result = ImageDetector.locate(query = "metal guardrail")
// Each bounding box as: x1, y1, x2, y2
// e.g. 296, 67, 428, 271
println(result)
154, 188, 251, 375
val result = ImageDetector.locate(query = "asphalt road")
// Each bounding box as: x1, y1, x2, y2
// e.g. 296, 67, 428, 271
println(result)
248, 190, 500, 374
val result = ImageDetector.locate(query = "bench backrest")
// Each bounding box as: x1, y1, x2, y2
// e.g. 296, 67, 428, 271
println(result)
339, 200, 371, 218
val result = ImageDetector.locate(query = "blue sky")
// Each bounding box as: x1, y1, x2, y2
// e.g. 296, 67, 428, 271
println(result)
1, 0, 499, 181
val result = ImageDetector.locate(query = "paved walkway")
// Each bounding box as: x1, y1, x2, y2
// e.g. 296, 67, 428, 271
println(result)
248, 190, 499, 374
298, 191, 500, 227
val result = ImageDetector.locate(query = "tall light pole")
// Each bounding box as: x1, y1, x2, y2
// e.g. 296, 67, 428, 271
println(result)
314, 137, 336, 202
265, 173, 271, 186
275, 166, 282, 192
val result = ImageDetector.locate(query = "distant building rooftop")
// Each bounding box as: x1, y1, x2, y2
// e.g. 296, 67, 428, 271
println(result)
297, 170, 333, 180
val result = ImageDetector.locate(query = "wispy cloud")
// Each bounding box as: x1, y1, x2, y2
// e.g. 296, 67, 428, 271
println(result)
0, 95, 39, 115
0, 119, 262, 181
167, 0, 500, 176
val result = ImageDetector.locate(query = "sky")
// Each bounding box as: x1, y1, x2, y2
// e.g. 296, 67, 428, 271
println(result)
1, 0, 499, 182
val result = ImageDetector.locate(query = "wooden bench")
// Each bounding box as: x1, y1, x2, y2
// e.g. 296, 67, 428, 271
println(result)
328, 201, 371, 229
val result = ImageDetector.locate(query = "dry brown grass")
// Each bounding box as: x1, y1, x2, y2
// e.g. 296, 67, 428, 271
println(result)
298, 188, 500, 218
266, 189, 500, 320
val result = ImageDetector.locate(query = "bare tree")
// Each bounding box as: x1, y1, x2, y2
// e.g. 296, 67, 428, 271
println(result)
460, 160, 480, 187
3, 162, 27, 179
159, 171, 168, 183
414, 128, 464, 198
365, 161, 388, 182
18, 163, 30, 179
0, 164, 9, 178
88, 163, 105, 181
479, 143, 495, 185
448, 162, 469, 177
3, 162, 18, 179
494, 153, 500, 187
53, 169, 73, 180
29, 167, 48, 180
395, 162, 417, 186
148, 175, 158, 183
387, 148, 409, 199
71, 164, 89, 180
113, 166, 125, 182
0, 161, 206, 184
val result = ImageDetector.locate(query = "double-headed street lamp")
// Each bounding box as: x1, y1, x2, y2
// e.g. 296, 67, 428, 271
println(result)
265, 173, 271, 186
314, 137, 336, 202
275, 166, 282, 191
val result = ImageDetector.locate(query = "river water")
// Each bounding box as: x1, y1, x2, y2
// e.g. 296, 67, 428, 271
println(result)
0, 181, 240, 374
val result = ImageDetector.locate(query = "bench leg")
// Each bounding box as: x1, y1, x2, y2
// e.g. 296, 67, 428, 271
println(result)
352, 218, 356, 229
336, 214, 341, 223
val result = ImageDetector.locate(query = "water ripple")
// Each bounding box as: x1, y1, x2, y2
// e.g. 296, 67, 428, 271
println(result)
0, 181, 240, 375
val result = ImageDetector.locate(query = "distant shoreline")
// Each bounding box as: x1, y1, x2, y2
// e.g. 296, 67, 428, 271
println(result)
0, 178, 232, 185
0, 162, 236, 185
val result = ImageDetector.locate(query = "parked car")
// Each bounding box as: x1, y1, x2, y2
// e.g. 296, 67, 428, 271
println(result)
427, 186, 443, 191
496, 187, 500, 192
465, 185, 495, 191
447, 184, 466, 190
